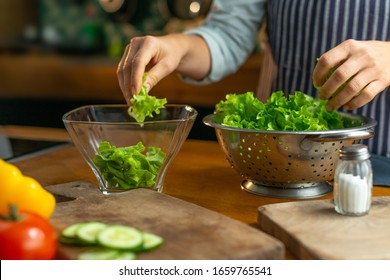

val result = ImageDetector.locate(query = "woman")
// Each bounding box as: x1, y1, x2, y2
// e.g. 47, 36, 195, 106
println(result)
117, 0, 390, 158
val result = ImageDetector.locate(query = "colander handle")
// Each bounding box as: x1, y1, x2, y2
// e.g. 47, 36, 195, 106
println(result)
307, 130, 375, 142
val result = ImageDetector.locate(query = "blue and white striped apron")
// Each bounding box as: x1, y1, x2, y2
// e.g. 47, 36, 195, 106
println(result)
260, 0, 390, 157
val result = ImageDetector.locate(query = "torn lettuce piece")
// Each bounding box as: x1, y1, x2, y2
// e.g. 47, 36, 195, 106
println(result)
92, 141, 166, 190
128, 82, 167, 123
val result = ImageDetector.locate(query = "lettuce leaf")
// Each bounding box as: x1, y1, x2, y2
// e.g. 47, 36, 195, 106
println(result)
92, 141, 166, 190
128, 75, 167, 123
213, 91, 345, 131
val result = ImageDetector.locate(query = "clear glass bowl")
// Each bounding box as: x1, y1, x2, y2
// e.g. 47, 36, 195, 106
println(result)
63, 104, 197, 194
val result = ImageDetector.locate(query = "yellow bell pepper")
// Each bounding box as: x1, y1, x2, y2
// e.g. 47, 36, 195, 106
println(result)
0, 159, 55, 219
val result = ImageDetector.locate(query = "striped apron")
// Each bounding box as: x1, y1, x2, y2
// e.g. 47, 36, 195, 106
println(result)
257, 0, 390, 157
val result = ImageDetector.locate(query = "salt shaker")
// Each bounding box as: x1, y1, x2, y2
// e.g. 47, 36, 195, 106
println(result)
333, 144, 372, 216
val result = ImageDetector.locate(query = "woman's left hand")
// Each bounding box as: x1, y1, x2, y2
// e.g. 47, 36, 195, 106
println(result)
313, 39, 390, 111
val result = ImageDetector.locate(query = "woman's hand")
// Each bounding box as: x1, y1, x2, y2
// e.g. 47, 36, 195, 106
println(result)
117, 33, 210, 103
313, 39, 390, 111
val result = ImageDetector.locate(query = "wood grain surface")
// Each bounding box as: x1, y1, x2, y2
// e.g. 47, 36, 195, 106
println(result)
258, 197, 390, 259
47, 181, 284, 260
10, 132, 390, 260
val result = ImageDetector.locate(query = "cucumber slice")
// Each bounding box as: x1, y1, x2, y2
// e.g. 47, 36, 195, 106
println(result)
140, 232, 164, 251
114, 251, 137, 260
58, 234, 85, 246
61, 222, 87, 239
78, 248, 120, 260
97, 225, 143, 250
60, 223, 89, 245
76, 222, 108, 245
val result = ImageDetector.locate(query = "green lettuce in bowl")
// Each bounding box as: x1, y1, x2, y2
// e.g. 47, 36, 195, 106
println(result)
213, 91, 346, 131
92, 141, 166, 190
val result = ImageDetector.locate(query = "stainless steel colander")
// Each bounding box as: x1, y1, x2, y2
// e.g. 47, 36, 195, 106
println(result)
203, 112, 377, 199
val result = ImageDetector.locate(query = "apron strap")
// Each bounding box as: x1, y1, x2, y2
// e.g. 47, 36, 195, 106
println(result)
255, 25, 278, 102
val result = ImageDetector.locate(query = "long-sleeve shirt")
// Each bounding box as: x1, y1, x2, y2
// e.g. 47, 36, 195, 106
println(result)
186, 0, 390, 157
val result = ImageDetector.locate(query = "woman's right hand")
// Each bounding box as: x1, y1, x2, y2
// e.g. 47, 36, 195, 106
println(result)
117, 33, 210, 103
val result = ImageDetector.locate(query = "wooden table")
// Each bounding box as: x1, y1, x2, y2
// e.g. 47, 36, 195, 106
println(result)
6, 126, 390, 259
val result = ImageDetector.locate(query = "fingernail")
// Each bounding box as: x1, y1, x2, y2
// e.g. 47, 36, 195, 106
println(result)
131, 86, 136, 95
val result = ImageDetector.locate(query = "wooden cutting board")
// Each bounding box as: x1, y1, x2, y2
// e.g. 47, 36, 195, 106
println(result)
47, 181, 284, 260
258, 197, 390, 259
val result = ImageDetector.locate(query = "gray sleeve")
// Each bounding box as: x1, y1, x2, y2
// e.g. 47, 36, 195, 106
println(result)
183, 0, 267, 84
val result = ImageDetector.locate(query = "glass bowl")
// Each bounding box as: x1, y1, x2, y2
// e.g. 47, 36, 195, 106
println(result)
63, 104, 197, 194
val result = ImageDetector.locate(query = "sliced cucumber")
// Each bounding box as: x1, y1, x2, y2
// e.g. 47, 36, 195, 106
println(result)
114, 251, 137, 260
140, 232, 164, 251
61, 222, 87, 239
60, 223, 89, 245
60, 221, 164, 258
58, 234, 85, 246
97, 225, 143, 250
76, 222, 108, 245
78, 248, 121, 260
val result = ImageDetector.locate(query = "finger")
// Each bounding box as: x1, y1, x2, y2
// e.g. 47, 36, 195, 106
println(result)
313, 39, 364, 89
128, 36, 165, 95
313, 49, 348, 89
313, 56, 335, 88
344, 80, 386, 110
123, 38, 143, 98
117, 44, 130, 102
318, 59, 360, 100
325, 67, 379, 110
143, 59, 176, 91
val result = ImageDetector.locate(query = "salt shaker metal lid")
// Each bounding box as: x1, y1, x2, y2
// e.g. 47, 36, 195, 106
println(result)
339, 144, 370, 161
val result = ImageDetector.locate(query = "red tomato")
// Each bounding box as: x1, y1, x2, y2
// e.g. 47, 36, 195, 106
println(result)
0, 208, 57, 260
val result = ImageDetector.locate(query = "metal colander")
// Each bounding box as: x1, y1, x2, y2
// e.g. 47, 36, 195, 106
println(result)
203, 112, 377, 199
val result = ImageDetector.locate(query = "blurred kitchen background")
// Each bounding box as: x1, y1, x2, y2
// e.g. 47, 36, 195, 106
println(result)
0, 0, 262, 141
